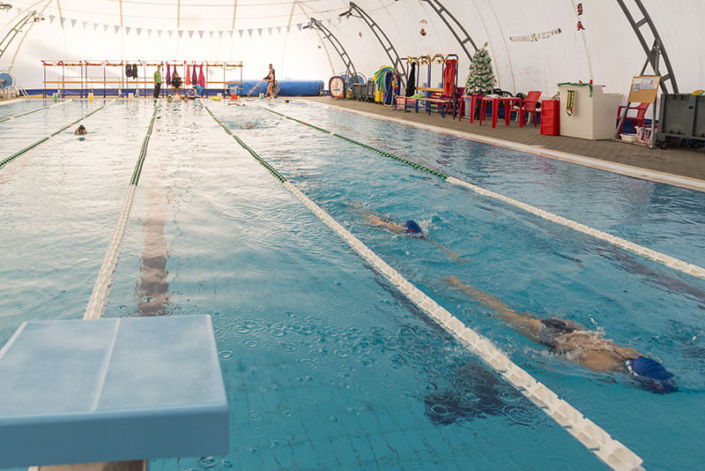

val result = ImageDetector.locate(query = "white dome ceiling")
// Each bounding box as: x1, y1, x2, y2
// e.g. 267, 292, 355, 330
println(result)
2, 0, 704, 94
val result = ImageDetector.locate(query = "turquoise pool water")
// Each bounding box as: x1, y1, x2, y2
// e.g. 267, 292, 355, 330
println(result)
1, 100, 704, 470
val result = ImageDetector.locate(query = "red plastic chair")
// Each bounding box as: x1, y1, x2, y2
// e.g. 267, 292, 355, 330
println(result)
514, 91, 542, 126
616, 102, 650, 134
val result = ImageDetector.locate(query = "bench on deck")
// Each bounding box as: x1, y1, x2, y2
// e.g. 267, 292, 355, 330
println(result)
0, 315, 228, 468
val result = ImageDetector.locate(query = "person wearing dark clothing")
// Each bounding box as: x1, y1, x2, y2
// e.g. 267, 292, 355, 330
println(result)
153, 65, 162, 98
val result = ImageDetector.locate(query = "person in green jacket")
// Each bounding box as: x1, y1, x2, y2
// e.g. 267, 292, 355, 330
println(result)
153, 65, 162, 99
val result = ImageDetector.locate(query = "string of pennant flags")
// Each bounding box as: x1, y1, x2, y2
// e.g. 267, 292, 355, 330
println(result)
44, 13, 342, 38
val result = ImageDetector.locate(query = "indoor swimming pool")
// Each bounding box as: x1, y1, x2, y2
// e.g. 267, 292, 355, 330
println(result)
1, 99, 704, 470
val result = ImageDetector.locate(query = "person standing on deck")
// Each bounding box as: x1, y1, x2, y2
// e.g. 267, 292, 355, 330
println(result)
153, 65, 162, 99
264, 64, 276, 99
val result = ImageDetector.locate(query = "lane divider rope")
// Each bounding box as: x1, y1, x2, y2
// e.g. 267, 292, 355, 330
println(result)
84, 102, 158, 320
206, 105, 644, 471
262, 106, 705, 282
0, 100, 113, 170
0, 99, 70, 123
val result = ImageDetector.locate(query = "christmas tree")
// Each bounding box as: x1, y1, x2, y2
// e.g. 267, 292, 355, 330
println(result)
465, 43, 496, 94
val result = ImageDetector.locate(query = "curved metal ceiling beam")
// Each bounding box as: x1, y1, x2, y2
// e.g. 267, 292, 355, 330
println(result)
344, 2, 406, 86
0, 9, 43, 60
420, 0, 478, 62
305, 17, 359, 82
615, 0, 678, 94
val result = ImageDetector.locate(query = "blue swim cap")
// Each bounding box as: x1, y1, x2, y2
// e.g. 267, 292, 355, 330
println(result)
625, 357, 676, 393
403, 220, 422, 234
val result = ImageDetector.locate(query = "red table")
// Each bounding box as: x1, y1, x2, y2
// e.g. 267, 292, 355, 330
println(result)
479, 96, 524, 128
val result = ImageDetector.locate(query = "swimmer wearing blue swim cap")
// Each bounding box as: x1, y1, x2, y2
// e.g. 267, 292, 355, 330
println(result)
403, 220, 423, 236
444, 276, 677, 393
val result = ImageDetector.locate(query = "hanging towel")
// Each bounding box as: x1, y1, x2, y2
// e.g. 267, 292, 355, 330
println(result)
198, 64, 205, 87
186, 65, 192, 86
192, 65, 198, 86
405, 62, 416, 97
443, 59, 457, 97
166, 63, 171, 85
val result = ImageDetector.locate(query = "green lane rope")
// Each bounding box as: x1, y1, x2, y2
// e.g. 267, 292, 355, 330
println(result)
262, 107, 448, 180
0, 103, 54, 123
0, 102, 111, 170
130, 102, 159, 185
204, 105, 287, 183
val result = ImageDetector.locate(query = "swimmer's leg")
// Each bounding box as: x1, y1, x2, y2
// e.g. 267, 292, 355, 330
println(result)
443, 276, 543, 342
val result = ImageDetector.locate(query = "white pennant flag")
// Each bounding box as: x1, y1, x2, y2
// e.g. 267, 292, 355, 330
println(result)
70, 18, 76, 28
49, 15, 55, 23
218, 31, 223, 38
296, 23, 302, 31
125, 26, 131, 35
168, 30, 173, 37
188, 31, 194, 38
277, 26, 281, 34
147, 29, 152, 36
178, 31, 184, 38
236, 30, 241, 38
209, 31, 213, 38
60, 17, 65, 26
267, 28, 272, 35
103, 24, 109, 32
114, 25, 120, 33
257, 28, 262, 36
93, 23, 98, 30
198, 31, 204, 38
247, 29, 253, 36
136, 27, 142, 36
82, 21, 87, 29
286, 26, 291, 32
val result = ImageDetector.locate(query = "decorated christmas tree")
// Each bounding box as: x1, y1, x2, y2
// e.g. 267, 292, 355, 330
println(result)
465, 43, 496, 94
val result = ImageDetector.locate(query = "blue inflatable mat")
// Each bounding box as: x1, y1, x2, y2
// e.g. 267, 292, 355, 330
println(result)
0, 315, 228, 468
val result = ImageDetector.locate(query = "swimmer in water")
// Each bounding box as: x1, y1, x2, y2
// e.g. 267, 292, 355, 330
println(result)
74, 124, 87, 135
351, 204, 462, 259
443, 276, 676, 393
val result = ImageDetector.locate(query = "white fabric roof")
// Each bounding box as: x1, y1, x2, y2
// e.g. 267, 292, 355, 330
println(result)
1, 0, 704, 94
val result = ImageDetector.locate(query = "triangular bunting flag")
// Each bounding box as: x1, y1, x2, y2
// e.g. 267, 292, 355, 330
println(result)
93, 23, 98, 30
286, 26, 291, 33
267, 28, 272, 35
136, 27, 142, 35
257, 28, 262, 36
168, 30, 173, 37
209, 31, 213, 38
147, 29, 152, 36
125, 26, 131, 35
236, 30, 241, 38
60, 17, 65, 26
178, 30, 183, 38
82, 21, 87, 29
198, 31, 204, 38
49, 15, 55, 23
114, 25, 120, 33
218, 31, 223, 38
247, 29, 253, 36
277, 26, 281, 33
103, 24, 109, 32
296, 23, 302, 31
188, 30, 193, 38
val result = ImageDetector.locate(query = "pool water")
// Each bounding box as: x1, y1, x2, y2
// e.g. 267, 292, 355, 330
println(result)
1, 99, 705, 470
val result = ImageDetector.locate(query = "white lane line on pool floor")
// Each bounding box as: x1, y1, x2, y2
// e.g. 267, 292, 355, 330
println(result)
304, 99, 705, 193
84, 103, 158, 320
207, 107, 643, 470
282, 181, 643, 471
268, 104, 705, 282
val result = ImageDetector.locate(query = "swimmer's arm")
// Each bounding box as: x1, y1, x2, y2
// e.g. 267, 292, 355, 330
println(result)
443, 276, 542, 340
368, 216, 404, 232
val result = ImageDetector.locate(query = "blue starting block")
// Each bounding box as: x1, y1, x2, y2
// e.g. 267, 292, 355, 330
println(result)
0, 315, 228, 468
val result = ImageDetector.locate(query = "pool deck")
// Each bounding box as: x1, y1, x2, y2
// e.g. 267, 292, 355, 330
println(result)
302, 96, 705, 185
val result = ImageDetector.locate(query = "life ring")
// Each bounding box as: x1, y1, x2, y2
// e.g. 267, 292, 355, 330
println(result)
329, 76, 346, 98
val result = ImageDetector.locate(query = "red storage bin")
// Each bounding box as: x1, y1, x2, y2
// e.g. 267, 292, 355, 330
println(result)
540, 99, 560, 135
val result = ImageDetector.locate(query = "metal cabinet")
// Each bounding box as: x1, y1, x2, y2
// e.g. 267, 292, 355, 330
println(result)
656, 94, 705, 147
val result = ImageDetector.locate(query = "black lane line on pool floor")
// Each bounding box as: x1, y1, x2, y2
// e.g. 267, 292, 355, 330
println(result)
261, 106, 705, 282
204, 104, 643, 471
0, 101, 112, 170
84, 102, 159, 319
